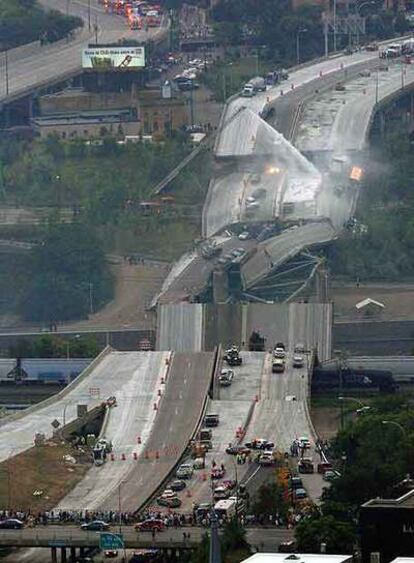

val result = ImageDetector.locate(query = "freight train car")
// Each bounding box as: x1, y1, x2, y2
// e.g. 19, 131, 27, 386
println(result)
312, 367, 397, 393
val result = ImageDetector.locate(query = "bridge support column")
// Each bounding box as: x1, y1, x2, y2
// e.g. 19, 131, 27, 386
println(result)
51, 547, 57, 563
70, 547, 76, 561
61, 547, 67, 562
79, 547, 85, 557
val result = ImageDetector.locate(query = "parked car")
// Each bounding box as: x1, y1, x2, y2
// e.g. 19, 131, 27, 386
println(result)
176, 463, 194, 479
0, 519, 23, 529
157, 496, 182, 508
104, 551, 118, 558
294, 487, 308, 500
169, 480, 186, 491
292, 354, 304, 368
135, 519, 165, 532
219, 369, 234, 386
245, 438, 274, 450
225, 444, 251, 456
238, 231, 250, 240
81, 520, 110, 531
323, 470, 341, 482
211, 467, 225, 479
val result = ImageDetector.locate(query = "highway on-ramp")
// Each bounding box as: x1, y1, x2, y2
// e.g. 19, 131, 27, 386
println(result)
58, 351, 169, 511
106, 352, 215, 512
1, 0, 168, 103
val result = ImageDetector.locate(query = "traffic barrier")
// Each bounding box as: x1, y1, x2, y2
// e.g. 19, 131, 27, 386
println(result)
153, 402, 158, 411
137, 436, 141, 444
121, 453, 126, 461
133, 452, 138, 460
110, 453, 115, 461
291, 83, 295, 90
186, 489, 192, 497
144, 451, 149, 459
155, 450, 160, 459
158, 389, 162, 397
280, 90, 284, 96
161, 377, 165, 385
255, 394, 259, 402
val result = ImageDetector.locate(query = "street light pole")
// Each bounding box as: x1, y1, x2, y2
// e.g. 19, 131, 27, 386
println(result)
296, 29, 308, 65
5, 50, 9, 97
118, 481, 127, 561
333, 0, 337, 52
88, 0, 91, 31
382, 420, 406, 437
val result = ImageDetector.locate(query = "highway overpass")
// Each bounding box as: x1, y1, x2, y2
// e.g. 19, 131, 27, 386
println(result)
0, 0, 168, 105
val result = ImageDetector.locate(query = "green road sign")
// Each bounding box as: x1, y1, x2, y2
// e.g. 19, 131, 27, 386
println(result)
99, 532, 124, 550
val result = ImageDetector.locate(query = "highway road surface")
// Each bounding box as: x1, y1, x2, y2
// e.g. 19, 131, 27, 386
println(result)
240, 222, 336, 290
155, 236, 255, 305
177, 352, 265, 512
104, 352, 214, 512
297, 59, 414, 154
58, 351, 169, 511
1, 0, 168, 103
156, 303, 204, 352
0, 349, 122, 463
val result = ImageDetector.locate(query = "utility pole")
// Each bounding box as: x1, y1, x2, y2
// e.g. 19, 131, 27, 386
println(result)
94, 15, 98, 44
324, 19, 329, 58
375, 67, 379, 105
333, 0, 337, 52
5, 50, 9, 96
89, 282, 94, 314
190, 88, 194, 127
88, 0, 91, 31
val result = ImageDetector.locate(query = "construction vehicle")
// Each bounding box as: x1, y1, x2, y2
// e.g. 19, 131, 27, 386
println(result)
249, 331, 265, 351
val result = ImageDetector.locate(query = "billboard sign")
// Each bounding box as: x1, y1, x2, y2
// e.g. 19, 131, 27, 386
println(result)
82, 46, 145, 70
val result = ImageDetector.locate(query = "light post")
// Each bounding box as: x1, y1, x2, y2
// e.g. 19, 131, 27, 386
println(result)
382, 420, 406, 437
333, 0, 337, 52
118, 480, 127, 562
296, 29, 308, 65
375, 67, 379, 105
338, 396, 370, 431
66, 334, 80, 359
88, 0, 91, 31
4, 50, 9, 97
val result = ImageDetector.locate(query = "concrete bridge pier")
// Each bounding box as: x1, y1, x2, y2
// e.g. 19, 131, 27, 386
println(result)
51, 547, 57, 563
70, 547, 76, 561
61, 547, 67, 562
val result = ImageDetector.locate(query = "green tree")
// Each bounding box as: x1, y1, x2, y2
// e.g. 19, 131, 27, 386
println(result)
21, 222, 113, 323
251, 482, 288, 518
295, 515, 356, 553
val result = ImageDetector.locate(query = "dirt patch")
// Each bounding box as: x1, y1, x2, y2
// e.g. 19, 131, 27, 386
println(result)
62, 258, 167, 332
311, 407, 340, 441
0, 442, 90, 512
331, 283, 414, 322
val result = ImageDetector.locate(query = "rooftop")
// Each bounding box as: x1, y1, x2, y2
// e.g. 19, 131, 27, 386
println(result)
241, 555, 352, 563
363, 488, 414, 509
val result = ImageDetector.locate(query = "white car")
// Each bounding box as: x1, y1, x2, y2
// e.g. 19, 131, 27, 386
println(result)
160, 489, 177, 499
292, 354, 304, 368
238, 231, 250, 240
298, 436, 311, 449
273, 347, 286, 359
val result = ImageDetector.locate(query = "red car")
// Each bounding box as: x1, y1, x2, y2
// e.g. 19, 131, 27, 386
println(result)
135, 519, 165, 532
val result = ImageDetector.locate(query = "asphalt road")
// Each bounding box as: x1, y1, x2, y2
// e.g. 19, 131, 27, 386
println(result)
0, 349, 121, 463
297, 59, 414, 153
1, 0, 167, 103
57, 351, 169, 511
156, 303, 204, 352
104, 352, 214, 512
240, 222, 336, 290
176, 352, 265, 512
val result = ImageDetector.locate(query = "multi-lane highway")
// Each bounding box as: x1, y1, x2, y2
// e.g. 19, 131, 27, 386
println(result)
297, 59, 414, 153
1, 0, 167, 103
106, 352, 214, 512
58, 351, 169, 510
156, 303, 204, 352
